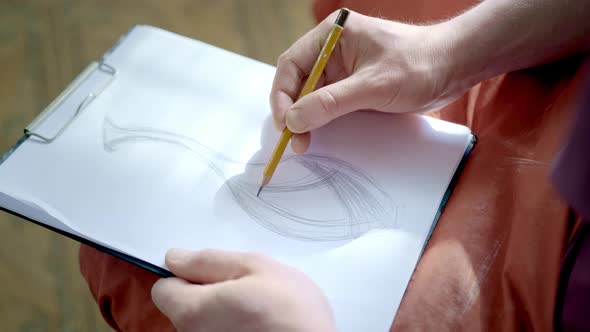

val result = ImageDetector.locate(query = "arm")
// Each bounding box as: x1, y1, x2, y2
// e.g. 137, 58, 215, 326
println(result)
441, 0, 590, 96
151, 3, 590, 331
271, 1, 590, 153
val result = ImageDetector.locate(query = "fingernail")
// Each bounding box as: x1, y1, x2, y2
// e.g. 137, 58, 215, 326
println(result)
273, 119, 285, 132
291, 135, 305, 155
286, 108, 308, 133
167, 248, 191, 264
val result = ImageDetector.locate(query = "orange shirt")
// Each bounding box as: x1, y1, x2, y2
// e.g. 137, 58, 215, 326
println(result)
79, 2, 589, 331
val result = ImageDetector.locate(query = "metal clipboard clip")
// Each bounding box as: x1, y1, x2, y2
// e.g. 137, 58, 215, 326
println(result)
25, 61, 117, 143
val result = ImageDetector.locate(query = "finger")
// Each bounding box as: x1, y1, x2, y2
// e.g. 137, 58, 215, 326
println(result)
270, 14, 337, 130
165, 248, 257, 284
272, 70, 327, 131
271, 89, 295, 131
151, 277, 205, 325
291, 132, 311, 154
286, 74, 377, 133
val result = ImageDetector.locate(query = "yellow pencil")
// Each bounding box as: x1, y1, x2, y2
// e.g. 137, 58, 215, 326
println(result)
257, 8, 350, 197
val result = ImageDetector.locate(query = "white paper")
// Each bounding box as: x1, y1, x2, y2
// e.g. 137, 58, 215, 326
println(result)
0, 26, 472, 331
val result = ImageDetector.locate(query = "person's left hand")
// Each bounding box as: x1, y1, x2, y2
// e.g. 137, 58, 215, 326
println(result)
151, 248, 336, 332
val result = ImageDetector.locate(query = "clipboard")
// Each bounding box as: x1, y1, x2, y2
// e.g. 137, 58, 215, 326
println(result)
24, 24, 133, 143
1, 25, 173, 277
0, 24, 476, 331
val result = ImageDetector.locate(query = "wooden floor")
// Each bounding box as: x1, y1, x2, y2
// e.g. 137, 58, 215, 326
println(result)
0, 1, 314, 330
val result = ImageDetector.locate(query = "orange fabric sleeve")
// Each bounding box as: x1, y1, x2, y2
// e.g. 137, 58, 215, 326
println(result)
79, 1, 588, 331
312, 0, 479, 23
79, 244, 173, 331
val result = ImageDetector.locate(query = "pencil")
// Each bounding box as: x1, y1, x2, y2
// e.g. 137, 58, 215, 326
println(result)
257, 8, 350, 197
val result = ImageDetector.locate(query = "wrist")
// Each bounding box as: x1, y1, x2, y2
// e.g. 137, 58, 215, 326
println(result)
414, 24, 477, 109
425, 10, 522, 102
434, 9, 515, 91
433, 0, 590, 94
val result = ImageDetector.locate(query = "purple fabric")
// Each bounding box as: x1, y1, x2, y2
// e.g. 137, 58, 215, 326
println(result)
559, 224, 590, 332
552, 61, 590, 332
551, 87, 590, 221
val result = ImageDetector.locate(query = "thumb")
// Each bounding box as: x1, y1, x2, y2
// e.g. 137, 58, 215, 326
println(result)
151, 277, 206, 326
165, 248, 258, 284
285, 75, 379, 133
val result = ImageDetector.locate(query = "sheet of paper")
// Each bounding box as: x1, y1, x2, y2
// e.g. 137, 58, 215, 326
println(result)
0, 26, 472, 331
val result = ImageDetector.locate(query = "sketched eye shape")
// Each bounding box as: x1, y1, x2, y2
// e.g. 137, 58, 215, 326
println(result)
226, 154, 397, 241
103, 117, 397, 241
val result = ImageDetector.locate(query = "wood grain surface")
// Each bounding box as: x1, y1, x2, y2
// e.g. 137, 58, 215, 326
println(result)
0, 1, 313, 330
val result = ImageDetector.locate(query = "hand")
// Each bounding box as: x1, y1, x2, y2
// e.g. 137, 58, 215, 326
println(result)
151, 249, 336, 332
270, 9, 460, 154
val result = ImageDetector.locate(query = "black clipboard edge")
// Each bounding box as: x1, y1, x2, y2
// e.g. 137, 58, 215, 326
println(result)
392, 134, 476, 332
0, 132, 476, 280
0, 135, 173, 278
0, 24, 174, 278
0, 198, 173, 277
423, 133, 478, 253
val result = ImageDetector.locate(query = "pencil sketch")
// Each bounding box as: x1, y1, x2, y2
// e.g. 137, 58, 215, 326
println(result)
102, 117, 397, 241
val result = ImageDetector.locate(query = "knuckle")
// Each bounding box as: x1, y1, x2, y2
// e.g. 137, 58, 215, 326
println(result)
317, 89, 339, 118
289, 108, 310, 132
370, 67, 395, 90
367, 69, 400, 109
277, 51, 291, 67
277, 52, 305, 79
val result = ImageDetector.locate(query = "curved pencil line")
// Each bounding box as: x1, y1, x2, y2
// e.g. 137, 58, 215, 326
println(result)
103, 117, 397, 241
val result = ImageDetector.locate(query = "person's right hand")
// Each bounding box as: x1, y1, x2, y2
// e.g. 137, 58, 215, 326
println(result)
270, 10, 462, 154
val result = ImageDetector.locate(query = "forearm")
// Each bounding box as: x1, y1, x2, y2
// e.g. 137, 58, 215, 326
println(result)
437, 0, 590, 92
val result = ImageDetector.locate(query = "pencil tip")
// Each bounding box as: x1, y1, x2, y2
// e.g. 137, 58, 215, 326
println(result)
257, 176, 270, 197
